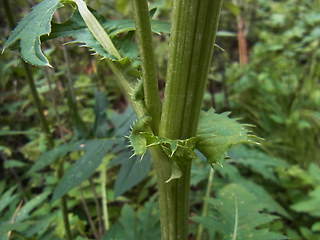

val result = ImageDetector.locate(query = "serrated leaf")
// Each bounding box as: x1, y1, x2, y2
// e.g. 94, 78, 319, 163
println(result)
192, 184, 286, 240
2, 0, 62, 66
51, 139, 121, 202
128, 116, 196, 182
129, 116, 196, 162
73, 0, 121, 60
44, 7, 170, 65
196, 109, 258, 164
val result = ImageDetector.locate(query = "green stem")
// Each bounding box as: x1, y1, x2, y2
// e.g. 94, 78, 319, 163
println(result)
196, 167, 214, 240
150, 147, 191, 240
2, 0, 54, 149
79, 185, 99, 239
101, 158, 110, 231
155, 1, 222, 239
106, 60, 145, 118
160, 0, 223, 139
132, 0, 161, 134
45, 70, 72, 240
89, 178, 103, 236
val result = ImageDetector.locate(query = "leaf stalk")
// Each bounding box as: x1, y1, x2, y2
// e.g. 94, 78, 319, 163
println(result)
132, 0, 161, 134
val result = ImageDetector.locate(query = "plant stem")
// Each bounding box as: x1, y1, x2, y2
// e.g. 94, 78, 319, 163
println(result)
160, 0, 223, 139
106, 60, 145, 117
45, 69, 72, 240
132, 0, 161, 134
89, 177, 103, 236
155, 1, 222, 239
196, 167, 214, 240
55, 11, 88, 137
79, 184, 99, 239
100, 159, 110, 231
151, 148, 191, 240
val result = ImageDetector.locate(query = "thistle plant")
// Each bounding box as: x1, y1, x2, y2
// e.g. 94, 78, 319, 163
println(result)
2, 0, 257, 239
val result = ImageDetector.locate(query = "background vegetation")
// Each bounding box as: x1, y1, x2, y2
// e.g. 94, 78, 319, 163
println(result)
0, 0, 319, 239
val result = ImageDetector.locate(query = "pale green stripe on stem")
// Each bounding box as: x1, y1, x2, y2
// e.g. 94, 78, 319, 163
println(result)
132, 0, 161, 134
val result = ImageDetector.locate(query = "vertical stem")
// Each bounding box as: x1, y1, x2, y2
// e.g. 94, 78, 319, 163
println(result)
78, 185, 99, 239
196, 167, 214, 240
45, 69, 72, 240
132, 0, 161, 134
2, 0, 53, 149
155, 0, 222, 239
55, 12, 87, 137
89, 178, 103, 236
100, 161, 110, 231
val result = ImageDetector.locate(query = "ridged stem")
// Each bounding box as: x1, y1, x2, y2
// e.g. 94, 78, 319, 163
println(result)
155, 1, 223, 239
131, 0, 161, 134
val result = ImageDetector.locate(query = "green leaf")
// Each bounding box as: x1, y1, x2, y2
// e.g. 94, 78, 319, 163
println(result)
0, 130, 39, 136
28, 141, 80, 174
229, 145, 289, 182
51, 139, 121, 202
0, 186, 18, 213
102, 197, 160, 240
90, 91, 108, 138
15, 191, 51, 222
128, 116, 196, 182
291, 187, 320, 217
109, 148, 151, 198
45, 7, 170, 64
4, 159, 27, 169
192, 184, 286, 240
129, 116, 197, 162
73, 0, 121, 60
196, 109, 258, 164
0, 221, 36, 234
111, 105, 137, 137
2, 0, 62, 66
217, 162, 290, 218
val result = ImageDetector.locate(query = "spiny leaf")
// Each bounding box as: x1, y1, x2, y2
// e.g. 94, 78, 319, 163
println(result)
196, 109, 259, 164
44, 6, 170, 64
128, 116, 196, 182
2, 0, 62, 67
73, 0, 121, 59
129, 116, 197, 162
192, 184, 286, 240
